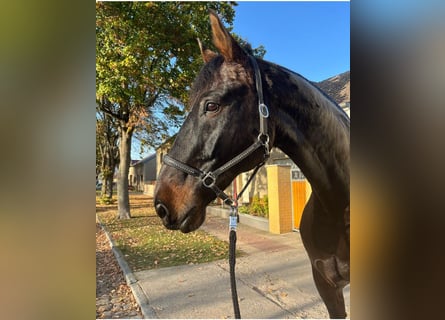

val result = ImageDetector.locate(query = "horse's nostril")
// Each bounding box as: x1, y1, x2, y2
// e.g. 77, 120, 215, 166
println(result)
155, 202, 169, 219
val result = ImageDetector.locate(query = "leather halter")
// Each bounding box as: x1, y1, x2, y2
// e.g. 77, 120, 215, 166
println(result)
162, 55, 270, 206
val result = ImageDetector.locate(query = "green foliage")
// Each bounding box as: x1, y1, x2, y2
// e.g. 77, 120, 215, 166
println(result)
100, 195, 116, 205
233, 34, 267, 59
238, 195, 269, 218
96, 2, 239, 217
96, 1, 237, 148
96, 2, 267, 149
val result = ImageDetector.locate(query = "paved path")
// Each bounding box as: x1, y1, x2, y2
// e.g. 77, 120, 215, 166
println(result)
134, 214, 350, 319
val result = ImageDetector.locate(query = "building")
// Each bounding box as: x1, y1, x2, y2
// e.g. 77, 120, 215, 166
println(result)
128, 154, 157, 193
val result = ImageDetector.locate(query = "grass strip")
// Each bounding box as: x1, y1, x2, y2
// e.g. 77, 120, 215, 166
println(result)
97, 194, 236, 272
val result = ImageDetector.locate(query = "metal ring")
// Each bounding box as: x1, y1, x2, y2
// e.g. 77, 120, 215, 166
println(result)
259, 103, 269, 118
202, 172, 216, 188
258, 133, 270, 145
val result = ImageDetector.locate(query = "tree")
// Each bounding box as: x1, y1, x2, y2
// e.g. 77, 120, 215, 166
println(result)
96, 108, 119, 202
96, 2, 237, 219
233, 35, 267, 59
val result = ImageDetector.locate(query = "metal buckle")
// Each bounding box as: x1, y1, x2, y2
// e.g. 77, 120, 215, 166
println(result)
259, 103, 269, 118
258, 133, 270, 145
202, 172, 216, 188
229, 206, 238, 230
229, 215, 237, 231
257, 133, 270, 157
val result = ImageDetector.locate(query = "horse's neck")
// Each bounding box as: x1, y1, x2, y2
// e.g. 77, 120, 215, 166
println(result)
265, 63, 350, 213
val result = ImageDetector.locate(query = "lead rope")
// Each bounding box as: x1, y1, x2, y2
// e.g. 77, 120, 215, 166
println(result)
229, 180, 241, 319
228, 160, 266, 319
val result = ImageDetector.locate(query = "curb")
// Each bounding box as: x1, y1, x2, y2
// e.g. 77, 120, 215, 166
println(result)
96, 215, 158, 319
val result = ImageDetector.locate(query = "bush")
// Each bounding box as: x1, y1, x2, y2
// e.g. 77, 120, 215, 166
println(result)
238, 195, 269, 218
99, 196, 115, 205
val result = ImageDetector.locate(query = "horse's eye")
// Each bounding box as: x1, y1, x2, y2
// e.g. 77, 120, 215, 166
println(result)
205, 102, 220, 113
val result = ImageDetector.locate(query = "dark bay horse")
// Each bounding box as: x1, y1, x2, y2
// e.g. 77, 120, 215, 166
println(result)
154, 11, 350, 319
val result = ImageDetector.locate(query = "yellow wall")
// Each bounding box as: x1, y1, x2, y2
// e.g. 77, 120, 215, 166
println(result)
291, 180, 312, 229
266, 165, 292, 234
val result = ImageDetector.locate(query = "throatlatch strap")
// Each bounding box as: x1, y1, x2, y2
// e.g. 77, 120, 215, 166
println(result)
212, 140, 264, 177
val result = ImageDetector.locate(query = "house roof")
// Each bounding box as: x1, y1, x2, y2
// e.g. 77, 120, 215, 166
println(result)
132, 153, 156, 166
130, 159, 140, 166
313, 71, 350, 105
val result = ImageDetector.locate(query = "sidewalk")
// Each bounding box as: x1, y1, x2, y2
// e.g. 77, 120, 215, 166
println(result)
132, 214, 350, 319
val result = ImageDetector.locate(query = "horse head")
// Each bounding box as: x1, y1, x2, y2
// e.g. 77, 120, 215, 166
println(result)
154, 12, 273, 233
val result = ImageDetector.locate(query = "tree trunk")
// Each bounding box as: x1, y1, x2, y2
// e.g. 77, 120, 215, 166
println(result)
106, 169, 114, 199
100, 178, 107, 197
100, 153, 108, 198
110, 145, 119, 199
117, 126, 132, 219
100, 149, 114, 201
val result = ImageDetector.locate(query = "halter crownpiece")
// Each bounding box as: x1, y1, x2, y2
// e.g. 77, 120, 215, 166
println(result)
249, 56, 270, 148
162, 55, 270, 206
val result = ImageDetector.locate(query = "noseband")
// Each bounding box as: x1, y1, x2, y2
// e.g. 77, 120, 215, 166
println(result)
162, 56, 270, 206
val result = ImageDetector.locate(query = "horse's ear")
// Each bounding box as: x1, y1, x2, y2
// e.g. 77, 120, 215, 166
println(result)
209, 10, 246, 63
197, 38, 217, 63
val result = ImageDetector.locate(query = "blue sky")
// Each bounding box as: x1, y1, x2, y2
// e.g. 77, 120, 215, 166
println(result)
132, 1, 350, 159
232, 1, 350, 82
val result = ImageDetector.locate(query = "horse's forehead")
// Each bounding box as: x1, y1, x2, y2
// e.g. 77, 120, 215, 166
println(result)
217, 63, 252, 86
189, 62, 252, 106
